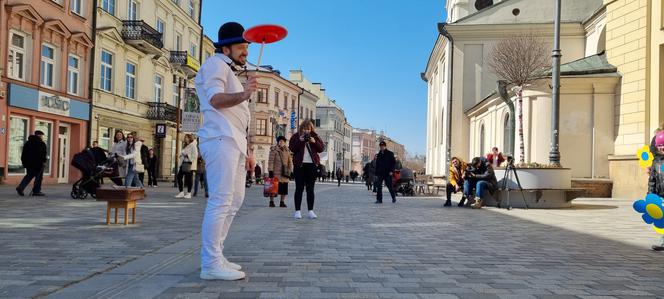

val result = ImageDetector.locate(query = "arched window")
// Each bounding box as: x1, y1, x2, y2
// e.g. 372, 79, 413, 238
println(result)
503, 113, 513, 155
479, 123, 485, 156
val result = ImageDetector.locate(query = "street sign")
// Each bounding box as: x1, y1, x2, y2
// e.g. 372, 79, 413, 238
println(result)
290, 111, 296, 129
155, 124, 166, 138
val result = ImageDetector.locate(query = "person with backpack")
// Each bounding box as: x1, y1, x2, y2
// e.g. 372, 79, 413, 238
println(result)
16, 130, 47, 196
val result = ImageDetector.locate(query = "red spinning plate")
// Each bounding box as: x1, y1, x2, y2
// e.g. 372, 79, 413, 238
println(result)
243, 24, 288, 44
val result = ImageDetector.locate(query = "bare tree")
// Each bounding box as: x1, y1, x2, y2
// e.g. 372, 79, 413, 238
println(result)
487, 34, 550, 164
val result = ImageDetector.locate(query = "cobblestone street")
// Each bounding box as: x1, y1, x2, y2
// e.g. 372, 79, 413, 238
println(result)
1, 182, 664, 299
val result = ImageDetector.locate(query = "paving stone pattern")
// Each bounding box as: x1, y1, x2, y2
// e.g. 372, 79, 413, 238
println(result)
1, 182, 664, 298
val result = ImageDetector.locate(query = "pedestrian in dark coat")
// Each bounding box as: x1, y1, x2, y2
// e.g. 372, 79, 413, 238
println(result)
16, 130, 47, 196
147, 148, 158, 187
289, 119, 325, 219
374, 141, 397, 203
363, 162, 375, 191
138, 138, 149, 185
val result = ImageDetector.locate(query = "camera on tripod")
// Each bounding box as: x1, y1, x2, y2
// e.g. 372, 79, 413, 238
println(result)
506, 155, 515, 167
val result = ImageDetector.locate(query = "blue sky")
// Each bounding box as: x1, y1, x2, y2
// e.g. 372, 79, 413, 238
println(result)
201, 0, 448, 155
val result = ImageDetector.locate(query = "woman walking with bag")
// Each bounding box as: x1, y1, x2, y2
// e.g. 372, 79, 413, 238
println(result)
176, 134, 198, 199
109, 131, 127, 186
289, 119, 325, 219
267, 136, 293, 208
119, 133, 144, 188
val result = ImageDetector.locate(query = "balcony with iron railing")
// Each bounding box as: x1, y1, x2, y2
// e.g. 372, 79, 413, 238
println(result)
146, 102, 178, 122
121, 20, 163, 54
170, 51, 200, 76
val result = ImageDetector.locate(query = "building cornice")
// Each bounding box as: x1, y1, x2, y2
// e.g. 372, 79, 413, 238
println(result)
446, 22, 585, 39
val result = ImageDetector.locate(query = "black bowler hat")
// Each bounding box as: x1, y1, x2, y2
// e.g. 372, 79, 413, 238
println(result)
379, 141, 387, 146
214, 22, 249, 48
34, 130, 44, 136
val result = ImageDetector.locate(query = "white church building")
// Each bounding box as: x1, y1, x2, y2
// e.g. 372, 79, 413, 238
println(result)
423, 0, 620, 195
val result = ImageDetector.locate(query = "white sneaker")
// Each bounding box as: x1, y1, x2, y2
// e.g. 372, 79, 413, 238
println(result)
184, 192, 192, 199
294, 210, 302, 219
222, 257, 242, 270
200, 268, 245, 280
308, 210, 317, 219
175, 191, 185, 198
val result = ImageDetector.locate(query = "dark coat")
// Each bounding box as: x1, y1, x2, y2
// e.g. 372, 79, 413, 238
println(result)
466, 158, 498, 192
21, 135, 47, 170
649, 156, 664, 196
147, 155, 158, 172
375, 149, 396, 176
90, 147, 108, 165
289, 131, 325, 168
140, 144, 149, 165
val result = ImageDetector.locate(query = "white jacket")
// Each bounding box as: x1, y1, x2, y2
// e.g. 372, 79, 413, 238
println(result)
121, 141, 145, 174
179, 140, 198, 172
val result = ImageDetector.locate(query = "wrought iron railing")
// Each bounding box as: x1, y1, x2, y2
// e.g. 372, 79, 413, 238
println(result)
121, 20, 163, 49
146, 102, 177, 122
169, 51, 188, 64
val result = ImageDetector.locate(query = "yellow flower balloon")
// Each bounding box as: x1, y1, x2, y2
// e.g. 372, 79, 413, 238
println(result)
653, 226, 664, 235
637, 145, 654, 169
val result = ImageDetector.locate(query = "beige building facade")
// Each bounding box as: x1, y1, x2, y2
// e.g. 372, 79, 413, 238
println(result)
91, 0, 202, 180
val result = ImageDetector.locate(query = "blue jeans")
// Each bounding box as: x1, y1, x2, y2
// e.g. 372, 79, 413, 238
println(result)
463, 180, 489, 200
125, 164, 143, 188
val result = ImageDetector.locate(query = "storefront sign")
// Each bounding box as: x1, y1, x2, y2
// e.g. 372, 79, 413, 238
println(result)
290, 111, 296, 130
155, 124, 166, 138
182, 88, 201, 133
7, 83, 89, 120
38, 93, 70, 116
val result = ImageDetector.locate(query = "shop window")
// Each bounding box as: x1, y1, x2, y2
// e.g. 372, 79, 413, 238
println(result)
99, 126, 111, 150
256, 88, 268, 103
40, 44, 56, 88
8, 31, 27, 81
35, 120, 53, 175
68, 55, 80, 96
8, 117, 29, 174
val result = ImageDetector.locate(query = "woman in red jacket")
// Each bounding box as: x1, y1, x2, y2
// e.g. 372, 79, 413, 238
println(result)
289, 119, 325, 219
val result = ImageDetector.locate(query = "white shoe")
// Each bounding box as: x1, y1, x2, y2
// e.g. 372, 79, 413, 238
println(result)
294, 210, 302, 219
175, 191, 185, 198
222, 257, 242, 270
308, 210, 317, 219
200, 268, 245, 280
184, 193, 192, 199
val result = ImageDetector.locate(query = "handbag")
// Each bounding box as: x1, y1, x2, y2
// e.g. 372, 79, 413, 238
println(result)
135, 164, 145, 173
263, 177, 278, 197
181, 162, 192, 172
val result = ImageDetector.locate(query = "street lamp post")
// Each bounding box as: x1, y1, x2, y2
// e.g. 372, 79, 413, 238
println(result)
549, 0, 562, 167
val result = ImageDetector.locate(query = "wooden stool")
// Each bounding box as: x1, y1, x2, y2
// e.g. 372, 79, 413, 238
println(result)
96, 188, 145, 225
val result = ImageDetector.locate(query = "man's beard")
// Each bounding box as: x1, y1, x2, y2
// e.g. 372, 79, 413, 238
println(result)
229, 50, 246, 66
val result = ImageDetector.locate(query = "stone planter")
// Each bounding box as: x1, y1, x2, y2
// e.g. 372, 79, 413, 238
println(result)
483, 168, 579, 208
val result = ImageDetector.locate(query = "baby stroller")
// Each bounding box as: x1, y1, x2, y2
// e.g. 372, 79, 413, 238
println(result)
395, 168, 415, 196
70, 149, 117, 199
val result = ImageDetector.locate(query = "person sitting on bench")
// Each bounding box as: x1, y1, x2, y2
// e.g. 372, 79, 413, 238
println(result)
445, 157, 467, 207
462, 157, 498, 209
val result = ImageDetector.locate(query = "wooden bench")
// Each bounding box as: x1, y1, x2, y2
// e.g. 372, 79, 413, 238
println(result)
431, 176, 447, 195
96, 188, 146, 225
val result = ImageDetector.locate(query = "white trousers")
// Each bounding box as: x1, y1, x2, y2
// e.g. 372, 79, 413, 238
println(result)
199, 137, 246, 270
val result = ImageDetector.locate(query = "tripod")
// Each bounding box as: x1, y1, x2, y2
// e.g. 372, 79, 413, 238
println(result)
501, 162, 528, 210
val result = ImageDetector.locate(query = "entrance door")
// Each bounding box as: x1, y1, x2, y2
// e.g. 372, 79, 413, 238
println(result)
57, 125, 70, 183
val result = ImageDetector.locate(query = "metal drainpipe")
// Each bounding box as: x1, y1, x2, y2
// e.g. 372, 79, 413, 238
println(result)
438, 23, 454, 180
87, 0, 99, 145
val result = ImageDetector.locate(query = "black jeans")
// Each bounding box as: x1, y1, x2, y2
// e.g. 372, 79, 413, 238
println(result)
446, 183, 463, 201
177, 169, 193, 192
138, 172, 145, 185
17, 166, 44, 193
294, 163, 317, 211
375, 174, 396, 202
147, 167, 157, 186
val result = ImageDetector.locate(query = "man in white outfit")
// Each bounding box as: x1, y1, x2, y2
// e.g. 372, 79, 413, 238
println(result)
195, 22, 257, 281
